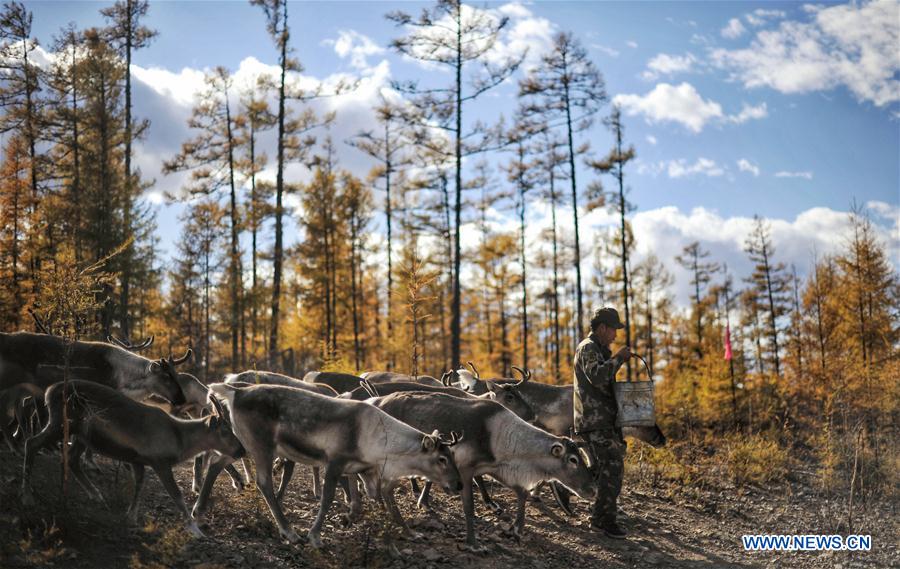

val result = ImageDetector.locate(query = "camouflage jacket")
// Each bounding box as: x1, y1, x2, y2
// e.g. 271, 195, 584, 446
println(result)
573, 335, 624, 435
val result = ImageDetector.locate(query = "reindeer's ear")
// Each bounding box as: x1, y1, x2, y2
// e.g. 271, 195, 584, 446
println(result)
422, 435, 436, 452
551, 442, 565, 458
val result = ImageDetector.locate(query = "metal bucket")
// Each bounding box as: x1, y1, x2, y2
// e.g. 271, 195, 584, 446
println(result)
614, 354, 657, 427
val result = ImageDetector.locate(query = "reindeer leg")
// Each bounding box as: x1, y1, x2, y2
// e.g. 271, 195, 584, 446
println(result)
192, 454, 205, 494
308, 462, 342, 549
383, 483, 422, 541
126, 463, 145, 524
502, 488, 528, 542
192, 455, 227, 521
154, 465, 204, 538
417, 480, 435, 512
22, 395, 64, 506
275, 460, 295, 504
224, 463, 245, 491
346, 475, 363, 523
461, 475, 486, 553
311, 466, 321, 499
69, 439, 106, 504
475, 476, 502, 515
253, 451, 299, 543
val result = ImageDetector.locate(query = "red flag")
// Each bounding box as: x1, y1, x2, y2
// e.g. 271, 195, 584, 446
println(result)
724, 322, 733, 361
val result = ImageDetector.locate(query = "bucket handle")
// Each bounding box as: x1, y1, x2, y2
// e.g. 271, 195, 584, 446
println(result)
625, 353, 653, 383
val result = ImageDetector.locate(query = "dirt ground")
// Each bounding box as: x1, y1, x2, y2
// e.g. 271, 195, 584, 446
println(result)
1, 447, 896, 569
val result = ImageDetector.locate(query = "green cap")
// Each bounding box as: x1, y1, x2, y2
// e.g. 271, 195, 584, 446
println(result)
591, 307, 625, 330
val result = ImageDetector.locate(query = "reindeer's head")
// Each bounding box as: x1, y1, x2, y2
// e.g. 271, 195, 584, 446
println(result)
145, 349, 192, 406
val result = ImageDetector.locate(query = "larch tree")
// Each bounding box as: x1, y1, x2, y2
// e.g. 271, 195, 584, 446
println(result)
587, 105, 636, 379
236, 76, 275, 363
251, 0, 342, 368
504, 119, 537, 369
388, 0, 523, 369
519, 30, 607, 335
348, 94, 411, 368
0, 1, 46, 302
101, 0, 157, 340
744, 215, 790, 377
533, 129, 569, 381
675, 241, 719, 359
164, 66, 244, 369
0, 135, 31, 327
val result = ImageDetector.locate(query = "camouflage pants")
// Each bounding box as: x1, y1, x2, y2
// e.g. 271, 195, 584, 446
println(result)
580, 429, 626, 525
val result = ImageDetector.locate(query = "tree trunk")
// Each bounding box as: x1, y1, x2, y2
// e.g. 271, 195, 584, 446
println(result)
268, 0, 288, 368
225, 89, 240, 369
451, 10, 463, 371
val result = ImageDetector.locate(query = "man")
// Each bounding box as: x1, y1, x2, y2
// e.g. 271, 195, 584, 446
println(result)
573, 306, 632, 539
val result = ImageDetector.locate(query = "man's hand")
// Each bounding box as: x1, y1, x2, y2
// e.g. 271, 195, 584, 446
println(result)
614, 346, 632, 362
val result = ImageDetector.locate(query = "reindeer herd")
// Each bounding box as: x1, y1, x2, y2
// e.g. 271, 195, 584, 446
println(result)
0, 330, 666, 554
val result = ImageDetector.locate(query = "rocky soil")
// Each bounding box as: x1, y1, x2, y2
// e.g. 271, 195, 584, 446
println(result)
1, 448, 896, 568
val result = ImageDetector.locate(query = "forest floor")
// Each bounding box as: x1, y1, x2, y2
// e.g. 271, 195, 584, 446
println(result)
1, 446, 896, 569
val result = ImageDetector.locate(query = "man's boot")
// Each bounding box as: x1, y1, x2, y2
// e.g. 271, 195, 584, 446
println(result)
592, 518, 628, 539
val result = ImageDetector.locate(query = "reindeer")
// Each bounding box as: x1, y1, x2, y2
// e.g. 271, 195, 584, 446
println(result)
0, 332, 191, 406
370, 392, 596, 551
21, 380, 244, 537
196, 383, 462, 549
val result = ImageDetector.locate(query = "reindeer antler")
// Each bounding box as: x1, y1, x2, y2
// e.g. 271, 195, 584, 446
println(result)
170, 349, 193, 366
511, 365, 532, 383
360, 379, 380, 398
466, 361, 480, 379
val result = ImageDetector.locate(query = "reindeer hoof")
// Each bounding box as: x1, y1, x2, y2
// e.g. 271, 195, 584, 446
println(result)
459, 542, 488, 554
501, 523, 522, 542
280, 529, 301, 544
307, 532, 323, 548
186, 521, 206, 538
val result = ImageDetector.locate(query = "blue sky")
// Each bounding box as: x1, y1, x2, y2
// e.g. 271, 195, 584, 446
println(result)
25, 1, 900, 304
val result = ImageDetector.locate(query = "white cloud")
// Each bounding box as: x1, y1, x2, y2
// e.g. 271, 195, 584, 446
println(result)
128, 54, 395, 217
626, 40, 639, 49
721, 18, 746, 39
614, 82, 723, 133
323, 30, 385, 70
666, 158, 725, 178
592, 44, 620, 58
637, 157, 725, 178
745, 9, 787, 27
737, 159, 760, 176
711, 0, 900, 107
774, 170, 813, 180
622, 205, 899, 306
727, 102, 768, 123
646, 135, 657, 145
641, 52, 697, 80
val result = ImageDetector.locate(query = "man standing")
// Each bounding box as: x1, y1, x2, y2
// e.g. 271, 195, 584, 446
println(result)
574, 307, 632, 539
